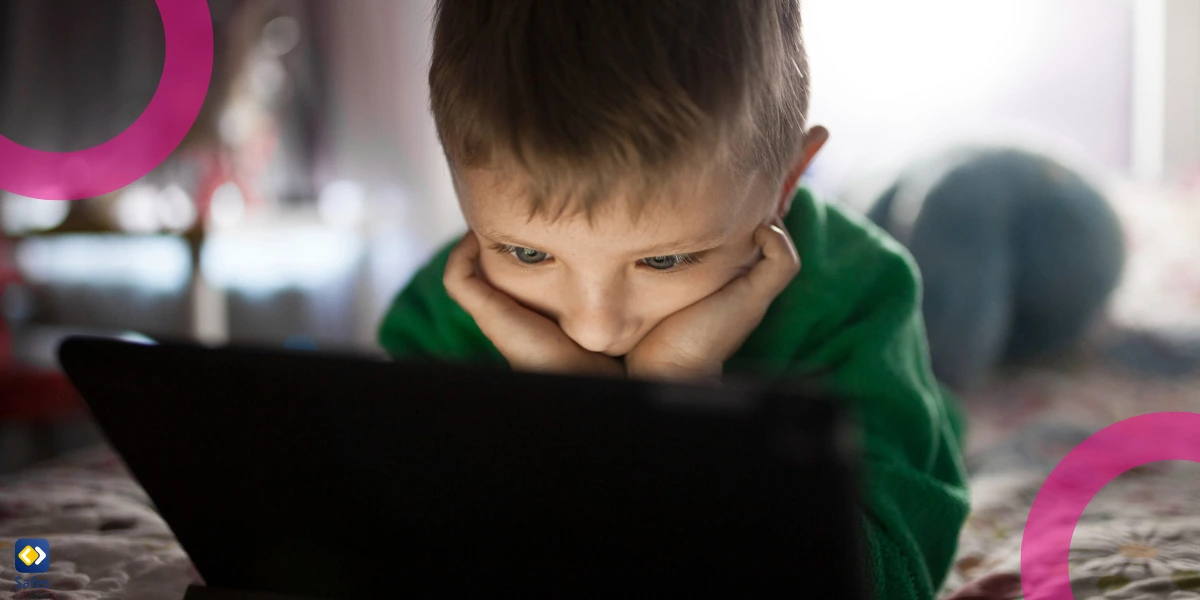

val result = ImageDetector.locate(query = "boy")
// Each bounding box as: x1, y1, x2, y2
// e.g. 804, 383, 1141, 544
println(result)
379, 1, 969, 598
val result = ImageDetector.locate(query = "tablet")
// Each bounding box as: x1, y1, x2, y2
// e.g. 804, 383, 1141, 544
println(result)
58, 336, 865, 598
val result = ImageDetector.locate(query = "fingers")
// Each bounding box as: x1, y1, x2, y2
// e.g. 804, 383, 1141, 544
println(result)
745, 216, 801, 299
645, 218, 799, 363
444, 231, 540, 345
443, 230, 481, 292
444, 231, 503, 319
677, 217, 800, 326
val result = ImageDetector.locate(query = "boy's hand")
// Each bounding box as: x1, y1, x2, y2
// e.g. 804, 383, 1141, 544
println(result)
624, 217, 800, 382
444, 231, 626, 377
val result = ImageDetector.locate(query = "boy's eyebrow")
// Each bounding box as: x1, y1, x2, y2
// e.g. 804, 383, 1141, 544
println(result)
476, 224, 727, 257
473, 224, 534, 249
629, 234, 726, 256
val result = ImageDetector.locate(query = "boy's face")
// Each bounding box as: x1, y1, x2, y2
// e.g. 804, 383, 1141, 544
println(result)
454, 167, 778, 358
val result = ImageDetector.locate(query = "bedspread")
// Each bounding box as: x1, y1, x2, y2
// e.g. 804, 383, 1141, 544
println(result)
0, 447, 199, 599
941, 367, 1200, 600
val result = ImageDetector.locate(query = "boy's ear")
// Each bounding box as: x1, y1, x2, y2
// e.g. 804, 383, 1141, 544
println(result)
776, 125, 829, 218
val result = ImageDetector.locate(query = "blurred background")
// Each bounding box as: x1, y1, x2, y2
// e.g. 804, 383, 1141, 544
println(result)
2, 0, 1199, 471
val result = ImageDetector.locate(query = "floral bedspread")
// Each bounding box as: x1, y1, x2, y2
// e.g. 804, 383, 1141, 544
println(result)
940, 366, 1200, 600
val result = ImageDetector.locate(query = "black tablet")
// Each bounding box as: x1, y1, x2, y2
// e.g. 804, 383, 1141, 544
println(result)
58, 336, 865, 598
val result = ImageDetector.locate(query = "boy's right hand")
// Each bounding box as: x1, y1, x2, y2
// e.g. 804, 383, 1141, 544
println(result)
443, 231, 626, 378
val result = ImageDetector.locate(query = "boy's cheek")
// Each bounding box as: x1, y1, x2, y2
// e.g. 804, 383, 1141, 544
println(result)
475, 254, 519, 295
475, 252, 530, 295
474, 251, 501, 285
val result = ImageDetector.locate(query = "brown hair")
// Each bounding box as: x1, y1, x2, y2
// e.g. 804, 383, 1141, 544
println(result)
429, 0, 809, 218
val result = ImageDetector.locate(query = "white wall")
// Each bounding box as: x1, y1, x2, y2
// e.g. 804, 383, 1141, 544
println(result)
1133, 0, 1200, 182
803, 0, 1134, 201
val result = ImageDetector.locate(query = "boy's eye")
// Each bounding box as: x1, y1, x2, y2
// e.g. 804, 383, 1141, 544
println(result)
495, 245, 550, 264
644, 256, 679, 270
490, 243, 552, 265
640, 253, 703, 270
515, 247, 549, 264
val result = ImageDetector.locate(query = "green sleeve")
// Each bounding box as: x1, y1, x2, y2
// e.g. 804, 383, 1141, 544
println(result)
730, 190, 970, 599
376, 236, 505, 365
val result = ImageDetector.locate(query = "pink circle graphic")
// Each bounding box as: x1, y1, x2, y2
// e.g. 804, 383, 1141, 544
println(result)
0, 0, 213, 200
1021, 411, 1200, 599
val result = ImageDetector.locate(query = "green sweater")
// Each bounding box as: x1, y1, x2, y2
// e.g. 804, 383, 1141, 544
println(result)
378, 187, 970, 598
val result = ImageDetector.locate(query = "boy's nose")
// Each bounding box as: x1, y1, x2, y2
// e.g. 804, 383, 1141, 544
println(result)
560, 311, 628, 355
559, 288, 630, 355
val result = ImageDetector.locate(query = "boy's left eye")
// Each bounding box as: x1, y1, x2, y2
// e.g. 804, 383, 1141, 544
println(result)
643, 256, 679, 270
640, 254, 702, 270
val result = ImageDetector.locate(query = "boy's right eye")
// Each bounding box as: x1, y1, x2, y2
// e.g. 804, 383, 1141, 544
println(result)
493, 244, 551, 265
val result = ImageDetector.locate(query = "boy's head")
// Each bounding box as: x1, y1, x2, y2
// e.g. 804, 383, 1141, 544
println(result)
430, 0, 827, 357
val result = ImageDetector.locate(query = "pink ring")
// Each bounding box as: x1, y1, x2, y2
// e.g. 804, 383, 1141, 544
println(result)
0, 0, 213, 200
1021, 411, 1200, 599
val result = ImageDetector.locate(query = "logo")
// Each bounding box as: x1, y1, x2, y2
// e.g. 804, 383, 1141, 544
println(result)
0, 0, 213, 200
1020, 412, 1200, 599
14, 538, 49, 573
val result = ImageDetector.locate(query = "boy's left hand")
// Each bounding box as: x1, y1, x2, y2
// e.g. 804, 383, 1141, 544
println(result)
624, 216, 800, 382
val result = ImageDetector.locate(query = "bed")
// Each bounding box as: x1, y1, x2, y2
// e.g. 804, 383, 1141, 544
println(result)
2, 182, 1198, 600
940, 180, 1200, 600
941, 364, 1200, 599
